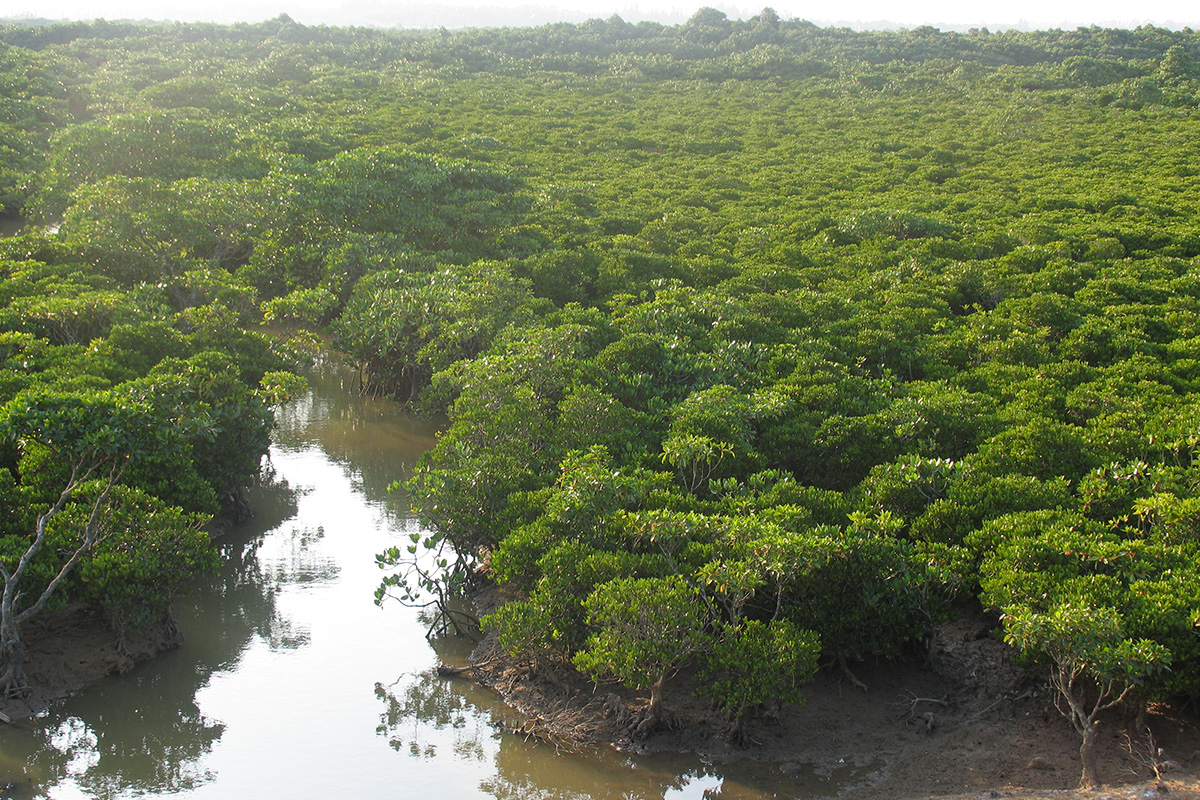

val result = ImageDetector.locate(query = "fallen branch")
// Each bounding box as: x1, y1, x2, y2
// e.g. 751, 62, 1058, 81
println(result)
969, 688, 1033, 721
895, 690, 950, 722
435, 657, 499, 678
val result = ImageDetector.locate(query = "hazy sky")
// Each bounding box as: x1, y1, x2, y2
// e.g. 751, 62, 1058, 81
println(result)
4, 0, 1198, 31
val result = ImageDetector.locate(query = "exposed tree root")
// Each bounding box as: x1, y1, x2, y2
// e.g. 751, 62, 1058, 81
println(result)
624, 703, 683, 740
424, 606, 481, 641
833, 652, 869, 693
726, 710, 764, 748
490, 686, 601, 753
602, 693, 630, 726
0, 663, 30, 701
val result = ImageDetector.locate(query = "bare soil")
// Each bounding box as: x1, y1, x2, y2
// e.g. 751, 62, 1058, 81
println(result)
0, 604, 180, 722
465, 595, 1200, 800
8, 596, 1200, 800
0, 511, 239, 723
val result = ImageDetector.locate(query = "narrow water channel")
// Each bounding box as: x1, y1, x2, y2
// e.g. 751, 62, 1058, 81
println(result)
2, 353, 870, 799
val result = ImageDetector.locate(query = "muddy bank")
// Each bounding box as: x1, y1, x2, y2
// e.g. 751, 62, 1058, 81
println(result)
0, 605, 180, 721
461, 594, 1200, 800
928, 780, 1200, 800
0, 499, 250, 723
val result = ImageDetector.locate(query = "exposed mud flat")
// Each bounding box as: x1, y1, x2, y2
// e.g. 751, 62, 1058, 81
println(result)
8, 595, 1200, 800
464, 594, 1200, 800
0, 605, 179, 721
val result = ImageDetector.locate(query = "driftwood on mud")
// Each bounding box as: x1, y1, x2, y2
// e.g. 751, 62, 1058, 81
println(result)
895, 690, 950, 721
434, 657, 498, 678
969, 688, 1034, 721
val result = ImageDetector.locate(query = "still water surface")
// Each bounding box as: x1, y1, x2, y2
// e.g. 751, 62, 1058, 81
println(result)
2, 353, 869, 799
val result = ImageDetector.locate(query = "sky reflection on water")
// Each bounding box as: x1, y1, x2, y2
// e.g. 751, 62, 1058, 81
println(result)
0, 354, 872, 800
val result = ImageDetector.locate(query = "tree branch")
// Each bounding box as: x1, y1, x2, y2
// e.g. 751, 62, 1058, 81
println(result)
15, 461, 122, 625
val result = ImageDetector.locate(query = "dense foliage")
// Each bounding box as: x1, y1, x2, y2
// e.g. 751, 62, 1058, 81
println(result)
0, 31, 308, 689
2, 12, 1199, 777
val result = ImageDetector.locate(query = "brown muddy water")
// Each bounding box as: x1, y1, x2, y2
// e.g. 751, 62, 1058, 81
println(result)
0, 352, 874, 799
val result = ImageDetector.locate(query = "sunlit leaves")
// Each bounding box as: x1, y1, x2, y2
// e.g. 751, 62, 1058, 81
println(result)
573, 575, 710, 710
700, 619, 819, 720
8, 14, 1200, 729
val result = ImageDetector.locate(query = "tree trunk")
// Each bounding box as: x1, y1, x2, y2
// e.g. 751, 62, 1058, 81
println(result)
0, 461, 119, 701
0, 605, 27, 698
1133, 695, 1149, 735
727, 704, 751, 747
1079, 719, 1102, 789
648, 674, 666, 721
630, 677, 669, 739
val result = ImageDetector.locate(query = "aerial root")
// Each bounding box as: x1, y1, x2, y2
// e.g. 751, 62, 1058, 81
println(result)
832, 652, 868, 693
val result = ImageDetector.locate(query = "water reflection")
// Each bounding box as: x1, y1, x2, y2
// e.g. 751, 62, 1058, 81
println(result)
272, 350, 438, 513
3, 464, 306, 799
477, 746, 880, 800
261, 524, 340, 592
0, 353, 879, 800
359, 430, 875, 800
194, 462, 305, 669
15, 663, 224, 798
0, 353, 441, 800
373, 630, 882, 800
376, 670, 491, 763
